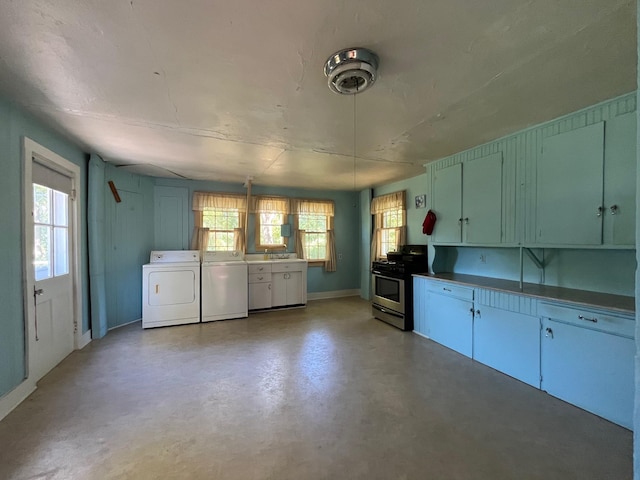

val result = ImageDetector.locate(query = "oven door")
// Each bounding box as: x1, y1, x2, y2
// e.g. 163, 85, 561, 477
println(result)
372, 272, 405, 314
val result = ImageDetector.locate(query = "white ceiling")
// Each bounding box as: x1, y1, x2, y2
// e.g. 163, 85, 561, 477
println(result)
0, 1, 636, 190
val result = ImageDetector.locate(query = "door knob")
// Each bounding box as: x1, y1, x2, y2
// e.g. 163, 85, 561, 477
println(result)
34, 288, 44, 296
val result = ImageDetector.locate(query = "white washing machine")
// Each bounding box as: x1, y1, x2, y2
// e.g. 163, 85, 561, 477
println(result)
201, 250, 248, 322
142, 250, 201, 329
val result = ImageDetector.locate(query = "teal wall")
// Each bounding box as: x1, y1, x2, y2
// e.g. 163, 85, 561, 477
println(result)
154, 178, 361, 293
0, 98, 89, 398
103, 165, 155, 329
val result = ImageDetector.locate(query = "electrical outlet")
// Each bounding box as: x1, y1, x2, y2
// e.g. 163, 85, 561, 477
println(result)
479, 254, 486, 264
338, 253, 343, 260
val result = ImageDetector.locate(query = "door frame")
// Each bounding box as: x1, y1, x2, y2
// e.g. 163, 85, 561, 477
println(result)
22, 137, 87, 380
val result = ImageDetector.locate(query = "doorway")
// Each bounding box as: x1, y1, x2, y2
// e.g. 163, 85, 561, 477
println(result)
22, 137, 85, 383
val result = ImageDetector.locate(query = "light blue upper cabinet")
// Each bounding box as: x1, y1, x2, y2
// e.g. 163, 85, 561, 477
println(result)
603, 112, 636, 246
154, 186, 190, 250
536, 123, 605, 245
463, 153, 503, 244
432, 163, 462, 243
431, 154, 504, 245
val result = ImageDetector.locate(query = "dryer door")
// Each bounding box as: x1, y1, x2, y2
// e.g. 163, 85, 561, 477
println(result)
148, 269, 197, 306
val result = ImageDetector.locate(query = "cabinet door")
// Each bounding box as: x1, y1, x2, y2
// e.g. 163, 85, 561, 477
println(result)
603, 112, 636, 246
286, 272, 303, 305
541, 318, 634, 429
536, 123, 604, 245
249, 282, 271, 310
432, 163, 462, 243
463, 153, 503, 244
271, 273, 287, 307
425, 291, 473, 357
412, 277, 428, 335
473, 305, 540, 387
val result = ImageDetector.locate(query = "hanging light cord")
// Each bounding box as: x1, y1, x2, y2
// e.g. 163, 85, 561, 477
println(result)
353, 85, 357, 191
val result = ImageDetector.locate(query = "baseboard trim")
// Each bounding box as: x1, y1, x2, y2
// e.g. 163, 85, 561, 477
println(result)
78, 329, 92, 349
307, 289, 360, 301
412, 330, 430, 340
0, 379, 36, 422
108, 318, 142, 331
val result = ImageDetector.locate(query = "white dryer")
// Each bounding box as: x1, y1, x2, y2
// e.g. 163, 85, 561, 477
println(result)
201, 251, 248, 322
142, 250, 201, 329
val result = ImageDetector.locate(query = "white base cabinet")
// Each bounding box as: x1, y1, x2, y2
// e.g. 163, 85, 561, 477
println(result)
248, 261, 307, 311
473, 304, 540, 388
425, 291, 473, 358
413, 277, 635, 429
540, 303, 635, 430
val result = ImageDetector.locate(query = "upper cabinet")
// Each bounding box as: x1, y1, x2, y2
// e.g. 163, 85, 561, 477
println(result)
535, 114, 636, 247
536, 123, 605, 245
603, 112, 636, 247
426, 94, 635, 250
431, 153, 504, 245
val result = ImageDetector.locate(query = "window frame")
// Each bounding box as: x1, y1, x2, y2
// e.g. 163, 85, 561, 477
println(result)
379, 207, 404, 258
296, 213, 331, 266
255, 212, 287, 251
201, 207, 240, 252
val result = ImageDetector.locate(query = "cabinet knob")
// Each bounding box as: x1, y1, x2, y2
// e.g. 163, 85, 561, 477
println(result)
464, 217, 469, 224
469, 307, 474, 316
458, 218, 463, 225
596, 206, 603, 217
609, 204, 618, 215
545, 327, 553, 339
475, 309, 481, 318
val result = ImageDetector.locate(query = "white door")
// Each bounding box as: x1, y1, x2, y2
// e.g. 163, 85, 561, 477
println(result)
27, 155, 76, 382
23, 138, 82, 383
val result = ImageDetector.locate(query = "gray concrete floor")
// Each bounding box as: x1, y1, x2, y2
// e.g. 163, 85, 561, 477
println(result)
0, 296, 632, 480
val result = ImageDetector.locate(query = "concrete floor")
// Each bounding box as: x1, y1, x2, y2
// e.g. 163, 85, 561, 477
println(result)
0, 296, 632, 480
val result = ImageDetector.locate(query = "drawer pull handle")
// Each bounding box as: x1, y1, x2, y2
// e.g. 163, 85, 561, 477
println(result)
257, 276, 263, 280
578, 315, 598, 323
443, 287, 452, 292
258, 267, 264, 271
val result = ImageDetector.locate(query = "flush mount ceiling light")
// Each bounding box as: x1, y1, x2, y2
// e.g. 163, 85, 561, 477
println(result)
324, 47, 379, 95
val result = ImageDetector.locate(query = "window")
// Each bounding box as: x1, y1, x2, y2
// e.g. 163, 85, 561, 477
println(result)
33, 184, 69, 280
380, 207, 403, 256
192, 192, 247, 252
298, 213, 328, 260
371, 191, 406, 260
294, 199, 335, 266
254, 196, 290, 249
201, 208, 239, 251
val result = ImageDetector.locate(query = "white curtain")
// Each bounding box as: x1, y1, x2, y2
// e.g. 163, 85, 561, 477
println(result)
325, 229, 337, 272
370, 190, 406, 261
295, 229, 306, 259
190, 227, 210, 258
192, 192, 247, 253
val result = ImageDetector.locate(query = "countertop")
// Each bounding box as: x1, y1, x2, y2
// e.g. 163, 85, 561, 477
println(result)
413, 272, 635, 315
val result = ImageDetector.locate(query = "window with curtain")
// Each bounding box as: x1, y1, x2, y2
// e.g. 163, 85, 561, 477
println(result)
252, 196, 290, 249
293, 199, 336, 271
371, 191, 406, 261
293, 199, 335, 262
192, 192, 247, 252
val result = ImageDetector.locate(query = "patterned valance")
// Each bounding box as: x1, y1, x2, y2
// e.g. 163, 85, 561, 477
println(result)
192, 192, 247, 211
370, 190, 406, 214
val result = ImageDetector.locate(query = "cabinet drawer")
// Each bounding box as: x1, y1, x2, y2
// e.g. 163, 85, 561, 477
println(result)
539, 302, 634, 338
248, 263, 272, 274
248, 273, 272, 283
426, 281, 474, 302
271, 262, 304, 273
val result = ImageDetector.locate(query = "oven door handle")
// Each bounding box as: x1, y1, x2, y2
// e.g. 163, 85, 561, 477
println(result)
372, 272, 402, 281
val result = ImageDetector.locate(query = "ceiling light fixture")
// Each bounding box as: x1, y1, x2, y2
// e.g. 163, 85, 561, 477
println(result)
324, 47, 379, 95
324, 48, 379, 192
